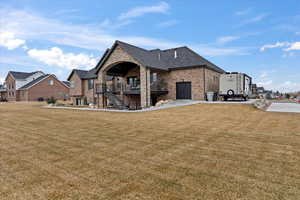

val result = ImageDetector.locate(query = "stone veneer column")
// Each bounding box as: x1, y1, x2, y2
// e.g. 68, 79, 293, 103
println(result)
140, 66, 151, 108
97, 71, 106, 108
146, 68, 151, 106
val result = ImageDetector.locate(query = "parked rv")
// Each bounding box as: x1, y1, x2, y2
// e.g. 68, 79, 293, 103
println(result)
219, 72, 252, 101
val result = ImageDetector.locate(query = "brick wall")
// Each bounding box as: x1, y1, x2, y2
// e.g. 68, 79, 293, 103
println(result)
82, 79, 95, 104
26, 75, 69, 101
157, 67, 221, 101
97, 45, 150, 108
204, 68, 220, 92
18, 90, 28, 101
69, 73, 83, 96
5, 73, 17, 101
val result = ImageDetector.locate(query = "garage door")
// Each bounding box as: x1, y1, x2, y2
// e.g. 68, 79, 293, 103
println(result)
176, 82, 192, 99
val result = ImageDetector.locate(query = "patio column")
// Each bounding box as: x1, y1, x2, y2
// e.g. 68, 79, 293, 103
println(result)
140, 66, 151, 108
97, 71, 106, 108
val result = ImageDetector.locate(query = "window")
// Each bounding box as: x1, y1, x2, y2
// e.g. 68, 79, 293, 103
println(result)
88, 79, 94, 90
48, 80, 54, 86
150, 73, 158, 83
127, 76, 140, 88
70, 81, 75, 88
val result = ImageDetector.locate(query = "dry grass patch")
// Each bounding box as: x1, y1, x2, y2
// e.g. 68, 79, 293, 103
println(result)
0, 102, 300, 200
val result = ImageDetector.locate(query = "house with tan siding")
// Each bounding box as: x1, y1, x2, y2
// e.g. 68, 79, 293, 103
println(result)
68, 40, 226, 109
5, 71, 70, 101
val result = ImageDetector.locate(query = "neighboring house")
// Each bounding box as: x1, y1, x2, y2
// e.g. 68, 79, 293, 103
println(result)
5, 71, 70, 101
68, 40, 226, 109
67, 69, 98, 105
0, 84, 7, 99
257, 87, 265, 94
251, 84, 258, 95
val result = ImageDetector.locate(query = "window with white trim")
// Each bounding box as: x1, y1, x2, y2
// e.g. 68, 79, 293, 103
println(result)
48, 80, 54, 86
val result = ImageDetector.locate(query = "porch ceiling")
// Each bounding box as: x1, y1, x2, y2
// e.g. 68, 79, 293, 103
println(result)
106, 62, 139, 76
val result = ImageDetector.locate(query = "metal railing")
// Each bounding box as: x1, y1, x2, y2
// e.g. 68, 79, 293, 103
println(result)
96, 79, 168, 94
150, 79, 168, 91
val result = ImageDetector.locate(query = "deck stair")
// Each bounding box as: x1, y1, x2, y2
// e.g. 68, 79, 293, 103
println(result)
104, 90, 128, 110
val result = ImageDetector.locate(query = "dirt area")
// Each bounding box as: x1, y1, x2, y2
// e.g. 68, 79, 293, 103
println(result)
0, 102, 300, 200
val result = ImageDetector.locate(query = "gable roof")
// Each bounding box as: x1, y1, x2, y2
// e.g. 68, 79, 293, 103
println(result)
9, 71, 43, 80
67, 69, 98, 81
19, 74, 69, 90
19, 74, 51, 90
96, 40, 226, 74
63, 81, 71, 87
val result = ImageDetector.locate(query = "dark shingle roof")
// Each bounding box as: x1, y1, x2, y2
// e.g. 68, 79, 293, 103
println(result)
74, 69, 98, 80
69, 40, 225, 80
19, 74, 50, 90
63, 81, 71, 87
9, 71, 43, 79
96, 40, 225, 73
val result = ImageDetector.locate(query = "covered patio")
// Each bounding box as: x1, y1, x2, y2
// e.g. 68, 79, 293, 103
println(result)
96, 61, 168, 110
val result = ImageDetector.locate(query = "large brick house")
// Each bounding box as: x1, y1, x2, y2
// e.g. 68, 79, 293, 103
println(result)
68, 40, 225, 109
5, 71, 70, 101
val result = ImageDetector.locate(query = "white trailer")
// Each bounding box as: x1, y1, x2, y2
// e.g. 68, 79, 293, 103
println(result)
219, 72, 252, 101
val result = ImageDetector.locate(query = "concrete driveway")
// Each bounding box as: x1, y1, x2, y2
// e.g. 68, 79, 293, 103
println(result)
267, 103, 300, 113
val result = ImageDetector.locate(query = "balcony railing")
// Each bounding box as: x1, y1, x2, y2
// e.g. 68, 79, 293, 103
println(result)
96, 79, 168, 94
150, 79, 168, 91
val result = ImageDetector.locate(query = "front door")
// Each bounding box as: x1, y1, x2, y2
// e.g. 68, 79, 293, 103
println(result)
176, 82, 192, 99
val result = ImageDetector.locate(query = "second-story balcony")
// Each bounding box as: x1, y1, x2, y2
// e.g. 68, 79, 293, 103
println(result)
96, 79, 168, 95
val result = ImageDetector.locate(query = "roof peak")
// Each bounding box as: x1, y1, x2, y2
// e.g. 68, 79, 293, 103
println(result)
116, 40, 187, 52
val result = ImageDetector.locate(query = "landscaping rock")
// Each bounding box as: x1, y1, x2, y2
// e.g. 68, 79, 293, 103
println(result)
155, 99, 173, 107
253, 99, 271, 110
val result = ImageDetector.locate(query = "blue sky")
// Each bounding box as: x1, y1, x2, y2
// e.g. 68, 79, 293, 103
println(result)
0, 0, 300, 92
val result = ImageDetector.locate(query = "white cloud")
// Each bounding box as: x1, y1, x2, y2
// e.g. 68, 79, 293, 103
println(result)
0, 6, 251, 72
284, 42, 300, 51
118, 1, 169, 20
216, 36, 240, 44
235, 8, 251, 16
192, 45, 249, 57
0, 8, 178, 51
27, 47, 97, 70
99, 18, 133, 30
260, 42, 290, 51
259, 71, 268, 78
157, 20, 178, 28
0, 31, 25, 50
260, 41, 300, 52
237, 13, 269, 27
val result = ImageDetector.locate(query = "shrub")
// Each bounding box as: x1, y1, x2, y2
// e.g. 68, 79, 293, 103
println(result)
46, 97, 57, 104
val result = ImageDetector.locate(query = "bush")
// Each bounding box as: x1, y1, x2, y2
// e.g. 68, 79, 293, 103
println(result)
46, 97, 57, 104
